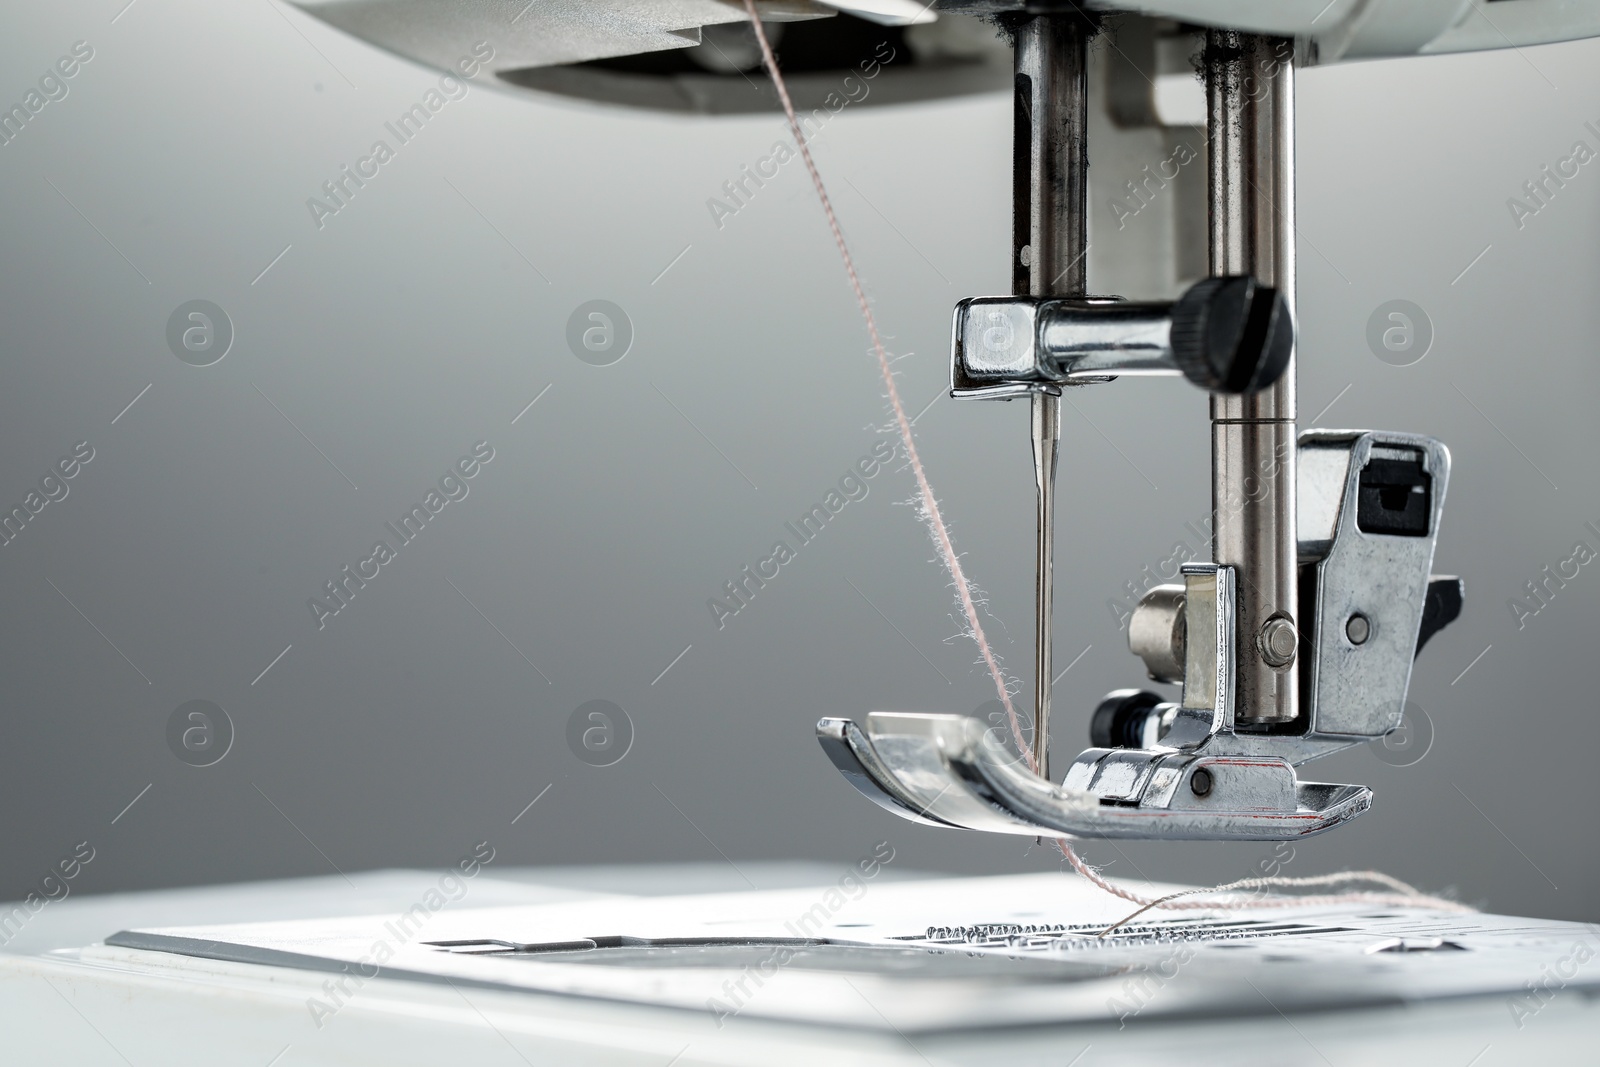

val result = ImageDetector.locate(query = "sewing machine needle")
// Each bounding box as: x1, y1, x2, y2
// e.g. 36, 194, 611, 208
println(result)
1032, 390, 1060, 779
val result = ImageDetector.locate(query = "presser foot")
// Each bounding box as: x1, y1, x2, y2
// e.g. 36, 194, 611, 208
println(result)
817, 712, 1368, 842
817, 432, 1460, 844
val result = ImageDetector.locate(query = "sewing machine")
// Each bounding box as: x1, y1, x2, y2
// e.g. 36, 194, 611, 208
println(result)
290, 0, 1594, 843
818, 5, 1475, 844
284, 0, 1595, 845
5, 3, 1599, 1064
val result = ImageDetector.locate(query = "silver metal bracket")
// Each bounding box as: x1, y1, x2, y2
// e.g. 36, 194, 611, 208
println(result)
950, 276, 1293, 401
950, 296, 1162, 399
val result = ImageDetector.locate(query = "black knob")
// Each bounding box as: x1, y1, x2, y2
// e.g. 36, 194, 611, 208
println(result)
1090, 689, 1165, 750
1170, 275, 1294, 395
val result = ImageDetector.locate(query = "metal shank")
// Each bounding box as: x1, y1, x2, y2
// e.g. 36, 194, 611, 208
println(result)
1208, 32, 1298, 725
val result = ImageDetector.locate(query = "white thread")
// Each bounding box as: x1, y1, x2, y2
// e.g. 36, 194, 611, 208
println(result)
740, 1, 1468, 925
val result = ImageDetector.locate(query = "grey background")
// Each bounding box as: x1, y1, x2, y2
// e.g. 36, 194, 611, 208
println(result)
0, 1, 1595, 923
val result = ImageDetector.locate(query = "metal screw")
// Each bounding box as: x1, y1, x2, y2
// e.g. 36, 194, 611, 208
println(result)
1346, 613, 1371, 645
1190, 767, 1214, 798
1259, 615, 1298, 669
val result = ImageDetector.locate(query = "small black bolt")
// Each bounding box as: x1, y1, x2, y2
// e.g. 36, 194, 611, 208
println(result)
1190, 767, 1214, 798
1090, 689, 1165, 749
1346, 613, 1371, 645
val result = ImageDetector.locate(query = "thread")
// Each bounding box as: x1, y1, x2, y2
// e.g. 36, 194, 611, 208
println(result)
739, 1, 1468, 925
736, 0, 1029, 765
